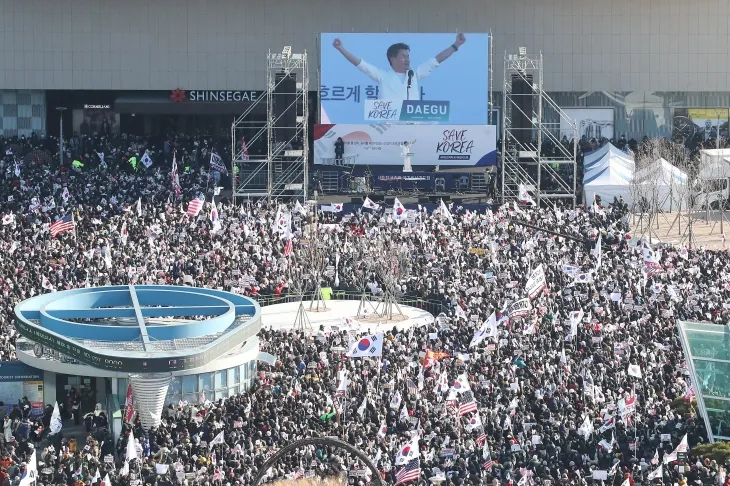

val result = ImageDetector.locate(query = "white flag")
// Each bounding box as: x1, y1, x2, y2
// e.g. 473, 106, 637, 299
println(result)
466, 413, 482, 431
362, 197, 380, 211
647, 465, 663, 481
18, 450, 37, 486
518, 184, 535, 206
125, 429, 138, 461
451, 374, 471, 394
321, 203, 343, 213
627, 364, 643, 378
136, 198, 142, 217
392, 197, 406, 222
141, 152, 153, 168
394, 438, 419, 466
568, 310, 583, 339
571, 272, 594, 285
336, 374, 350, 396
390, 390, 402, 410
294, 200, 307, 215
439, 199, 453, 223
672, 433, 689, 453
577, 415, 593, 439
50, 401, 63, 434
347, 333, 384, 357
358, 397, 368, 418
210, 430, 225, 446
399, 403, 408, 422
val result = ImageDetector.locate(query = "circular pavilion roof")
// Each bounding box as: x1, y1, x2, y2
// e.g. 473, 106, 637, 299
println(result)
14, 285, 261, 373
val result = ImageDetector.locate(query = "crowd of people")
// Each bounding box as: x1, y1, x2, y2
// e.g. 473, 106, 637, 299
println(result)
0, 132, 728, 486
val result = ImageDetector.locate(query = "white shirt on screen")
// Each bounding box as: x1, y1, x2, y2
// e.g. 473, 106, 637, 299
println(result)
356, 58, 440, 101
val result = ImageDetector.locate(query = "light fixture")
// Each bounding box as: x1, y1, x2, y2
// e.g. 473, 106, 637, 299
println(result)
282, 46, 292, 59
518, 47, 527, 57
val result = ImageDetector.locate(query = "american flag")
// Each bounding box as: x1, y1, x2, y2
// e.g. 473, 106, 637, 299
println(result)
476, 430, 487, 446
187, 197, 204, 217
458, 390, 478, 416
283, 239, 293, 256
483, 460, 494, 471
50, 214, 75, 237
394, 458, 420, 485
406, 379, 417, 395
292, 471, 303, 480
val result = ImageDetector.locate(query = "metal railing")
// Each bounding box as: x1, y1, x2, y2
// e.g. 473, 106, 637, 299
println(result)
249, 291, 449, 318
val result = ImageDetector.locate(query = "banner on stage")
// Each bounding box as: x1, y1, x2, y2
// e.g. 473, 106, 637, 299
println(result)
320, 33, 490, 125
363, 100, 451, 123
313, 124, 497, 167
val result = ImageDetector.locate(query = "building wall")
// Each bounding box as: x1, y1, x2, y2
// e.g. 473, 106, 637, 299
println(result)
0, 0, 728, 93
0, 90, 46, 137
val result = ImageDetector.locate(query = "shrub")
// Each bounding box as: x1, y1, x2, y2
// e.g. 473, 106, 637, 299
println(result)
692, 442, 730, 463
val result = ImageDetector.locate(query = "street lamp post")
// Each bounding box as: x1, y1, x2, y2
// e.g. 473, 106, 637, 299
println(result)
56, 107, 67, 168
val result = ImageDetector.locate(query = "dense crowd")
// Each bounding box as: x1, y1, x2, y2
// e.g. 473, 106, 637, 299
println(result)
0, 133, 728, 486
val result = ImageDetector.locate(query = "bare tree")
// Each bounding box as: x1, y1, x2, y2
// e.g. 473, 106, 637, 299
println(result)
351, 236, 379, 318
285, 227, 331, 331
370, 236, 411, 321
630, 139, 663, 242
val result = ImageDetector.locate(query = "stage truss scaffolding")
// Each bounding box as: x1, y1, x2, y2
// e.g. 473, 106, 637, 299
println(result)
232, 47, 309, 203
501, 49, 578, 207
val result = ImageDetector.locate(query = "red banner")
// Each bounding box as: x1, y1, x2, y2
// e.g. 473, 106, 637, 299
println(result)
124, 384, 134, 423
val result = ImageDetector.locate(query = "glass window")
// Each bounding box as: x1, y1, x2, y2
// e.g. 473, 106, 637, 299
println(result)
117, 378, 128, 405
199, 373, 213, 393
215, 388, 229, 401
229, 386, 239, 397
167, 377, 182, 405
707, 409, 730, 438
694, 360, 730, 397
228, 368, 237, 387
182, 375, 198, 394
249, 360, 257, 378
183, 393, 198, 404
215, 370, 227, 390
240, 364, 248, 383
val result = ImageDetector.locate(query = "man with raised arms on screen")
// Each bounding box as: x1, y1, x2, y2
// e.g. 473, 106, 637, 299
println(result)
332, 34, 466, 102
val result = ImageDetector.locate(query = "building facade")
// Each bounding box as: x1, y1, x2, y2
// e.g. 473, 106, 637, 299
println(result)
0, 0, 728, 139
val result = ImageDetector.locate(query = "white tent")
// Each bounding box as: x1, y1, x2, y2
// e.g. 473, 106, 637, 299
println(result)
699, 149, 730, 180
634, 158, 688, 211
583, 143, 635, 205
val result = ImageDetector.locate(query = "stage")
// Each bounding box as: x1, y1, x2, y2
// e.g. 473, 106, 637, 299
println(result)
312, 166, 495, 196
260, 299, 435, 335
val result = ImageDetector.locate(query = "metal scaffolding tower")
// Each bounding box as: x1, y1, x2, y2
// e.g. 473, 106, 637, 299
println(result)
231, 47, 308, 203
501, 49, 578, 207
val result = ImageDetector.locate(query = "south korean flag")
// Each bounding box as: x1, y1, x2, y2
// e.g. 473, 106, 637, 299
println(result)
347, 333, 384, 358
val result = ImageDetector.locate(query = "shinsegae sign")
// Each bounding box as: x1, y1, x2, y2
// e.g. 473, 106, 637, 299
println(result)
171, 89, 262, 103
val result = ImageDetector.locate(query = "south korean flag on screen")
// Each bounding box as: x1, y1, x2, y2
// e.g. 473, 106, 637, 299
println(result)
347, 333, 384, 358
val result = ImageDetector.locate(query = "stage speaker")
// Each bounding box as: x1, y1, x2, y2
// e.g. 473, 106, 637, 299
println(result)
352, 196, 364, 205
418, 196, 430, 204
511, 74, 534, 147
384, 196, 395, 205
274, 71, 298, 145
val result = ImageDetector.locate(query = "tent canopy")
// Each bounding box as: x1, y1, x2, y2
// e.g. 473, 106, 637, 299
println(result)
583, 143, 635, 204
583, 143, 633, 173
635, 158, 688, 186
698, 150, 730, 180
632, 158, 689, 211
